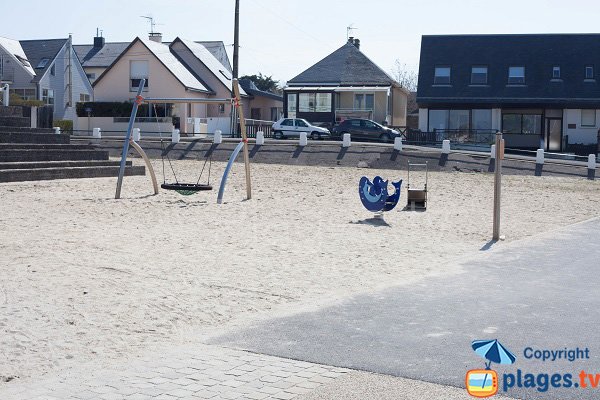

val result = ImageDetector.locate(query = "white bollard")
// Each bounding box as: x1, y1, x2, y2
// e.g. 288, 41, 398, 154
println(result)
589, 154, 597, 170
53, 127, 61, 135
171, 128, 180, 144
132, 128, 141, 142
536, 148, 545, 164
394, 136, 403, 151
342, 133, 351, 148
92, 127, 101, 139
299, 132, 308, 146
490, 144, 496, 159
256, 131, 265, 145
442, 139, 451, 154
213, 129, 222, 144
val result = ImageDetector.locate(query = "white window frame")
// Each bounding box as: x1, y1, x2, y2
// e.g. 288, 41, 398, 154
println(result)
581, 109, 596, 127
508, 66, 525, 84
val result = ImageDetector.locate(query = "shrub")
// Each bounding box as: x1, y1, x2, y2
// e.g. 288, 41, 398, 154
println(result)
54, 119, 73, 133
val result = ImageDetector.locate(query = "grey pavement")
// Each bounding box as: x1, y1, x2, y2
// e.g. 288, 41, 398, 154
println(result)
210, 217, 600, 400
0, 343, 349, 400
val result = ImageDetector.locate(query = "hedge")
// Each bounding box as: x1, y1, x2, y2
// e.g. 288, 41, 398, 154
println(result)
76, 102, 172, 118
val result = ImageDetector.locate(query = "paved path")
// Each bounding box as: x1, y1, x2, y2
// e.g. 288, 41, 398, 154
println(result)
0, 344, 348, 400
210, 218, 600, 400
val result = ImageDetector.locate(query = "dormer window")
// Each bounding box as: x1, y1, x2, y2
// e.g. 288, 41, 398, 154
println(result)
434, 66, 451, 85
508, 66, 525, 84
471, 66, 488, 84
37, 58, 49, 69
14, 54, 31, 68
585, 65, 594, 80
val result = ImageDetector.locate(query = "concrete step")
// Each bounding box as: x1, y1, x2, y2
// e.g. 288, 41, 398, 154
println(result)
0, 160, 131, 170
0, 149, 109, 162
0, 143, 95, 150
0, 132, 70, 144
0, 165, 146, 183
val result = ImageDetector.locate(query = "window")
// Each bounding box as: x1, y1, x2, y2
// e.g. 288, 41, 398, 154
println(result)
427, 109, 471, 132
508, 66, 525, 84
362, 120, 377, 129
79, 93, 90, 102
299, 93, 331, 112
581, 109, 596, 127
434, 66, 451, 84
471, 109, 492, 131
585, 65, 594, 80
270, 107, 279, 121
50, 64, 55, 76
9, 88, 36, 100
218, 103, 225, 114
130, 60, 149, 91
86, 73, 96, 81
295, 120, 308, 127
287, 93, 296, 113
552, 66, 561, 79
41, 89, 54, 105
354, 93, 374, 110
471, 66, 488, 84
250, 108, 261, 120
502, 112, 542, 134
448, 110, 470, 131
428, 110, 449, 131
37, 58, 49, 69
281, 119, 294, 127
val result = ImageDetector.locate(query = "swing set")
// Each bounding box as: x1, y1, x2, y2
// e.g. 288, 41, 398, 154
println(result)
114, 78, 252, 202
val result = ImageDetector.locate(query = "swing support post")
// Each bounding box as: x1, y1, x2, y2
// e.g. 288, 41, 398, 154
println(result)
232, 78, 252, 200
115, 79, 145, 199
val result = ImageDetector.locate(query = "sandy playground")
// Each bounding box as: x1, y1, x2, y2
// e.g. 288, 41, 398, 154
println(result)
0, 159, 598, 383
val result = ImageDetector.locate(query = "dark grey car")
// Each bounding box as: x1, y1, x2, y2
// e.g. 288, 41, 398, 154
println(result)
332, 119, 400, 142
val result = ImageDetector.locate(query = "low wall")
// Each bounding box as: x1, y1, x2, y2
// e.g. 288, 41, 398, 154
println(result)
73, 117, 174, 136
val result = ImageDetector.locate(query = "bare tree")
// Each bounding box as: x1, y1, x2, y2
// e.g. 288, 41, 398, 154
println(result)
391, 60, 418, 92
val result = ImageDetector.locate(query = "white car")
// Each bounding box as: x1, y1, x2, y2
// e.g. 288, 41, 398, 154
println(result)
271, 118, 330, 140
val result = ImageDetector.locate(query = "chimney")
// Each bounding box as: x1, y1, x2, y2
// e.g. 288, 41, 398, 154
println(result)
149, 32, 163, 43
348, 36, 354, 45
93, 28, 105, 48
353, 38, 360, 49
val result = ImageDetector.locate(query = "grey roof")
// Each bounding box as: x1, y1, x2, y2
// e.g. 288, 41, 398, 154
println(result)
239, 78, 283, 101
0, 36, 36, 77
417, 34, 600, 107
73, 42, 129, 67
20, 38, 68, 82
172, 38, 245, 95
197, 41, 232, 73
287, 42, 398, 87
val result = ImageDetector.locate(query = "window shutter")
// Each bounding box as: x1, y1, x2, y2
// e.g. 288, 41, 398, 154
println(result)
130, 60, 149, 79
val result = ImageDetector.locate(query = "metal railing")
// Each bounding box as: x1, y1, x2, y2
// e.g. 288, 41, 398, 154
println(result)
235, 118, 274, 138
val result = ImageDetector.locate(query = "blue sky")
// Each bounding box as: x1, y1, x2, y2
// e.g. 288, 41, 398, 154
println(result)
4, 0, 600, 84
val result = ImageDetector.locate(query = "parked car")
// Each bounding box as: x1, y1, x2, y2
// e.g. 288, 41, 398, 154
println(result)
271, 118, 330, 140
332, 119, 400, 142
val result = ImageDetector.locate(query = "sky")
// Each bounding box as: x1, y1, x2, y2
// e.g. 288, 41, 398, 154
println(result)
4, 0, 600, 85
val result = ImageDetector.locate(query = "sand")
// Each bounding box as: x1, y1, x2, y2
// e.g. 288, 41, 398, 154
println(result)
0, 160, 598, 383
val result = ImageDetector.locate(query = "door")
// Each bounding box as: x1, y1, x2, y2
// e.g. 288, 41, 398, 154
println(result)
545, 118, 562, 152
280, 119, 295, 136
361, 119, 380, 140
295, 119, 310, 137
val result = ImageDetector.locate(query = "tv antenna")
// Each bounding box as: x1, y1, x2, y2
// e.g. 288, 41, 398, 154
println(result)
347, 24, 358, 39
140, 15, 162, 34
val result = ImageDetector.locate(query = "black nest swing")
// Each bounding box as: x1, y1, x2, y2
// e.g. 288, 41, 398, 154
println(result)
159, 138, 212, 196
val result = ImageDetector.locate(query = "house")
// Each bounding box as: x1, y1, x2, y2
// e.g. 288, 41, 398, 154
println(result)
416, 34, 600, 153
0, 35, 93, 120
284, 38, 408, 128
239, 79, 283, 121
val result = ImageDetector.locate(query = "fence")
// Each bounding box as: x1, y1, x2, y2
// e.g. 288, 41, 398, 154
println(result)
234, 118, 274, 138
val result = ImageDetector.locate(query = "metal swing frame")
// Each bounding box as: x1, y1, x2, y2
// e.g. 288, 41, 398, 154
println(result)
115, 79, 253, 202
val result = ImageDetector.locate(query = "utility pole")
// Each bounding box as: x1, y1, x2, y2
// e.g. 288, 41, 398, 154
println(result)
233, 0, 239, 79
67, 34, 73, 108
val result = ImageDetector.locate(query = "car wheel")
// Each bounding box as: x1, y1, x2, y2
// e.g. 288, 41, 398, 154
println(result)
380, 133, 392, 143
274, 130, 283, 139
311, 131, 320, 140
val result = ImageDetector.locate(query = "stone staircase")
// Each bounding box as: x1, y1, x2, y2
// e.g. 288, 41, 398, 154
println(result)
0, 129, 145, 183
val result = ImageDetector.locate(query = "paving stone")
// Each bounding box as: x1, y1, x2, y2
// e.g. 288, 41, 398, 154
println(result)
244, 392, 269, 400
271, 391, 298, 400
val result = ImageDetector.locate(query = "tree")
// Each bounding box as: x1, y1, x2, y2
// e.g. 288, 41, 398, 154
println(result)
391, 60, 418, 92
240, 73, 281, 93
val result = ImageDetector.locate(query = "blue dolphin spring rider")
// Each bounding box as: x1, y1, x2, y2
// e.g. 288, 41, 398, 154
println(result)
358, 176, 403, 217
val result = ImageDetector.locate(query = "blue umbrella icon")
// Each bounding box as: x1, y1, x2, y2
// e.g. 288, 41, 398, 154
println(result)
471, 339, 516, 389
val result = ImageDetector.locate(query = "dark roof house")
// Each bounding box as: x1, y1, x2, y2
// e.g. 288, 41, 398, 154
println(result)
285, 38, 408, 127
416, 34, 600, 152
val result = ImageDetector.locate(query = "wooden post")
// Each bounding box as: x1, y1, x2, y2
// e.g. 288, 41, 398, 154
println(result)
232, 78, 252, 200
492, 132, 503, 241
